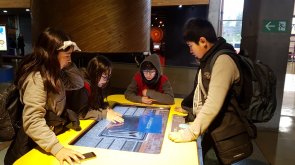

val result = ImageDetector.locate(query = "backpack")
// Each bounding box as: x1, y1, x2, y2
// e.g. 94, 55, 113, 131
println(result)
0, 84, 23, 141
210, 49, 277, 123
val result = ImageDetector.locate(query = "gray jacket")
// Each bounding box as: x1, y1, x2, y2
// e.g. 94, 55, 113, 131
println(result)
20, 72, 65, 155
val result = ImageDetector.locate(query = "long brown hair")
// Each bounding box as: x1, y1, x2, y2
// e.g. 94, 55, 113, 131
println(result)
15, 27, 71, 93
85, 55, 112, 109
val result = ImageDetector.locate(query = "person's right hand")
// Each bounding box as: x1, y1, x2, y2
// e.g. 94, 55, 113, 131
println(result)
55, 147, 85, 165
141, 96, 154, 104
106, 109, 124, 123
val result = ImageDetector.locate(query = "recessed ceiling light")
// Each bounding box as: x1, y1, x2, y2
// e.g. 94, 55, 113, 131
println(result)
3, 10, 8, 13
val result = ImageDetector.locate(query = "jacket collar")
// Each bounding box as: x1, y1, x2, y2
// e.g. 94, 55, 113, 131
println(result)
199, 37, 227, 63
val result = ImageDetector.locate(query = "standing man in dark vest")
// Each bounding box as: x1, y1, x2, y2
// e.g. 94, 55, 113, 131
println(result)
168, 18, 246, 164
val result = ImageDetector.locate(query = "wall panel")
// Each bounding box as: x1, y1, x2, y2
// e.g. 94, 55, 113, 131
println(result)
152, 0, 209, 6
0, 0, 208, 8
0, 0, 30, 8
31, 0, 151, 53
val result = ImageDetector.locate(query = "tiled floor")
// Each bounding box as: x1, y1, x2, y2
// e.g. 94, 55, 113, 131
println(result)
1, 62, 295, 165
272, 62, 295, 165
255, 62, 295, 165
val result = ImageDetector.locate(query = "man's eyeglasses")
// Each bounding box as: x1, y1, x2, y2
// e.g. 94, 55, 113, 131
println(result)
143, 70, 156, 75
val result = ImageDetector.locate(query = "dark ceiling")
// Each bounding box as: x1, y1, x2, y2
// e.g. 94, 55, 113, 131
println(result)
0, 8, 30, 16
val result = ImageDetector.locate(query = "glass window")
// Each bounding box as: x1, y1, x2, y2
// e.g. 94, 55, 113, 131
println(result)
222, 20, 243, 52
223, 0, 244, 20
291, 17, 295, 34
222, 0, 244, 53
288, 16, 295, 60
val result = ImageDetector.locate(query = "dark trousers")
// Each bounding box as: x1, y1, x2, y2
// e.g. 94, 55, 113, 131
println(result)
19, 47, 24, 56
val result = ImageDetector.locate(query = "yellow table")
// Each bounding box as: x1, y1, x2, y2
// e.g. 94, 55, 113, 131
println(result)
14, 94, 198, 165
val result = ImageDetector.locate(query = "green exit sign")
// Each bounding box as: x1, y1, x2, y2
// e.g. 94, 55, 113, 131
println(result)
263, 20, 288, 32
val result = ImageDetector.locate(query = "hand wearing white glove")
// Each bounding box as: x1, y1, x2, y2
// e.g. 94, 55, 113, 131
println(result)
168, 128, 197, 143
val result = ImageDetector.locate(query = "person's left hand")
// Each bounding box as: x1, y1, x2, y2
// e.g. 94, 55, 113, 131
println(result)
174, 107, 188, 116
106, 109, 124, 123
55, 147, 84, 165
168, 129, 194, 143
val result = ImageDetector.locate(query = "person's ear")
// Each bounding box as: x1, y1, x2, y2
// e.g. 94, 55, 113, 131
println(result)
199, 37, 207, 48
199, 37, 207, 44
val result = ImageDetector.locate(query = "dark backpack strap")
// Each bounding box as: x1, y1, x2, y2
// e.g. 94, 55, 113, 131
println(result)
209, 49, 243, 94
209, 49, 237, 72
209, 49, 257, 138
0, 84, 23, 142
4, 126, 36, 165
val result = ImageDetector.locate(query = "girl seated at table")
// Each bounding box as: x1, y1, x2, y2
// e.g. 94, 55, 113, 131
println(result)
79, 55, 124, 123
124, 54, 175, 105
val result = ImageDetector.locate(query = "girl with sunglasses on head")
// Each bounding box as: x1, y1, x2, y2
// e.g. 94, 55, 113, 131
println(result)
5, 27, 85, 165
125, 54, 175, 105
79, 55, 124, 123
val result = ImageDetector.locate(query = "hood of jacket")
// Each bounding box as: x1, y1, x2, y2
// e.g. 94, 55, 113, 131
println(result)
61, 63, 84, 90
139, 54, 162, 87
